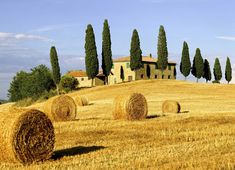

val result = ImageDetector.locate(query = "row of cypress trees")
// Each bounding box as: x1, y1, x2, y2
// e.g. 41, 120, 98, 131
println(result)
85, 21, 169, 85
85, 20, 112, 86
180, 42, 232, 84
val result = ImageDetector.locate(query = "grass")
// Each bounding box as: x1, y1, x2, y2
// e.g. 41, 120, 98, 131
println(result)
0, 79, 235, 169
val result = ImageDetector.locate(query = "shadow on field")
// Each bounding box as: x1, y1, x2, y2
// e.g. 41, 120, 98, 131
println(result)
146, 115, 161, 119
52, 146, 105, 160
180, 111, 189, 113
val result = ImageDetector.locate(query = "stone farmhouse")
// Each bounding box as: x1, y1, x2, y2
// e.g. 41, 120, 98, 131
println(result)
68, 55, 176, 87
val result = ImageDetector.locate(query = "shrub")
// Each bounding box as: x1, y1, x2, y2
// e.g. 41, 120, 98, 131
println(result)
212, 80, 220, 84
59, 75, 78, 93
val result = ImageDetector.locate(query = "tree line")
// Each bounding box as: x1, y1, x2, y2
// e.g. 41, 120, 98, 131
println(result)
180, 41, 232, 84
7, 19, 232, 102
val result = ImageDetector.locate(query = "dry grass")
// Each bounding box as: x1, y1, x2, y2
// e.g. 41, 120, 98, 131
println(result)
0, 79, 235, 169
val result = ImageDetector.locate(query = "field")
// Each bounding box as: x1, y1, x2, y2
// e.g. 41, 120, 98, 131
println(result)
0, 79, 235, 169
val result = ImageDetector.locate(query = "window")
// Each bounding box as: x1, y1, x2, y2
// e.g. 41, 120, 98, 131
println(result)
168, 75, 171, 79
81, 78, 84, 81
141, 74, 144, 79
126, 62, 130, 68
168, 65, 171, 70
155, 75, 157, 79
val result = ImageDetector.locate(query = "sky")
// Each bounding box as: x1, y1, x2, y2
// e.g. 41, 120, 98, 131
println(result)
0, 0, 235, 99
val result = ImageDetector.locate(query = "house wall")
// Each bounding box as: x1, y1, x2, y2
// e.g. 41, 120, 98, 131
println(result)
109, 62, 136, 84
136, 63, 176, 80
95, 77, 105, 86
75, 77, 92, 87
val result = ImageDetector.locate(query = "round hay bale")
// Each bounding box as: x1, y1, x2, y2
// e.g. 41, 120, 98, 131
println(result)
113, 93, 148, 120
44, 95, 77, 121
75, 96, 89, 106
162, 100, 181, 113
0, 109, 55, 165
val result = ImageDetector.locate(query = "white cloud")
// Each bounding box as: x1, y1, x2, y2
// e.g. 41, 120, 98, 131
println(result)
216, 36, 235, 41
0, 32, 54, 42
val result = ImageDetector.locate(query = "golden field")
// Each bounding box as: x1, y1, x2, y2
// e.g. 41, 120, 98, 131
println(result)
0, 79, 235, 169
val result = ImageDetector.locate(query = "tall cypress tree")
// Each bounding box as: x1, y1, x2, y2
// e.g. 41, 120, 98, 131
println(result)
203, 59, 211, 83
213, 58, 222, 83
85, 24, 99, 87
191, 48, 203, 82
102, 19, 113, 85
130, 29, 142, 71
180, 41, 191, 80
225, 57, 232, 84
50, 46, 61, 94
157, 25, 168, 72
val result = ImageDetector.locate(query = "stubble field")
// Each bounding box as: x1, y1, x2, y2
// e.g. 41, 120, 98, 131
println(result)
0, 79, 235, 169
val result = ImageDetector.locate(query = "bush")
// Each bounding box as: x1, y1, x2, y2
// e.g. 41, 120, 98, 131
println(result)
15, 98, 35, 107
212, 80, 220, 84
59, 75, 78, 93
37, 90, 57, 102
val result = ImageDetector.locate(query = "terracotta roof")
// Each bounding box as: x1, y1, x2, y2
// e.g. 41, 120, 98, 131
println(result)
68, 70, 106, 77
68, 71, 87, 77
113, 56, 176, 64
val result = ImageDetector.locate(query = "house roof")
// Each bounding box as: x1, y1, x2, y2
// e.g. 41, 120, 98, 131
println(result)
68, 71, 87, 77
113, 56, 176, 64
68, 70, 106, 78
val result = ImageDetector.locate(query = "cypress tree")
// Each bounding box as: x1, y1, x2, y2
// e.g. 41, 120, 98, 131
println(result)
225, 57, 232, 84
85, 24, 99, 87
180, 41, 191, 80
191, 48, 203, 82
203, 59, 211, 83
130, 29, 142, 71
50, 46, 61, 94
213, 58, 222, 83
120, 66, 124, 82
157, 25, 168, 72
102, 19, 113, 85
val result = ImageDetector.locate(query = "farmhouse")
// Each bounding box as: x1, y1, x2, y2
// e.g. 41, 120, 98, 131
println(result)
108, 56, 176, 84
68, 56, 176, 87
68, 70, 105, 88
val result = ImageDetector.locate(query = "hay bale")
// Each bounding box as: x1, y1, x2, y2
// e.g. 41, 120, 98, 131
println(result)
0, 109, 55, 165
162, 100, 181, 113
44, 95, 77, 121
75, 96, 89, 106
113, 93, 148, 120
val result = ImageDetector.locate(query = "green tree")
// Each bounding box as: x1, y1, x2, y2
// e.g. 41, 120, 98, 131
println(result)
102, 19, 113, 85
225, 57, 232, 84
213, 58, 222, 83
50, 46, 61, 94
8, 65, 55, 102
120, 66, 124, 82
180, 41, 191, 80
203, 59, 211, 83
130, 29, 142, 71
59, 75, 78, 93
191, 48, 204, 82
157, 25, 168, 72
85, 24, 99, 87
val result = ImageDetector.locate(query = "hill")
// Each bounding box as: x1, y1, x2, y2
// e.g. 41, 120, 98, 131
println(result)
0, 80, 235, 169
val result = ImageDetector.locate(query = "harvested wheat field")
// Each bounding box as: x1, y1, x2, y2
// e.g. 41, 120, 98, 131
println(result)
0, 80, 235, 169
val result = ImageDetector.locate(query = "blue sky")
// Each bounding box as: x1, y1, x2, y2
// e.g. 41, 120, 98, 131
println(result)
0, 0, 235, 99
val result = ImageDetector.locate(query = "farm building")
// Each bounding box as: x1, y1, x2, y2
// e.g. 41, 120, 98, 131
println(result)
68, 70, 105, 88
108, 56, 176, 84
68, 55, 176, 87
